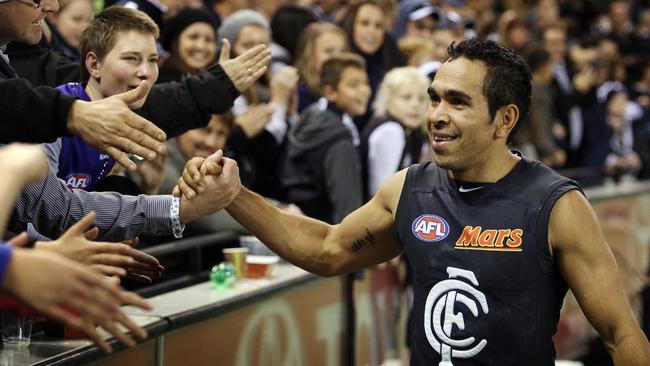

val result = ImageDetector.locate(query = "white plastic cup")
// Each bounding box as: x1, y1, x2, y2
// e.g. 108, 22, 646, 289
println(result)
1, 313, 32, 349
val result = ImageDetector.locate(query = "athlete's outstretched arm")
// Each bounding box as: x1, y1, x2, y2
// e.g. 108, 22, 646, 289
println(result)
226, 170, 406, 276
550, 190, 650, 365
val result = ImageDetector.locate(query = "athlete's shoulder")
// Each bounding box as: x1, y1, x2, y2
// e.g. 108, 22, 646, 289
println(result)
506, 156, 582, 206
404, 160, 448, 188
375, 168, 408, 214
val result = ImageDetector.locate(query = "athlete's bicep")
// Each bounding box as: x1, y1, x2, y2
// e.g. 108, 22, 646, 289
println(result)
550, 190, 638, 344
323, 170, 406, 275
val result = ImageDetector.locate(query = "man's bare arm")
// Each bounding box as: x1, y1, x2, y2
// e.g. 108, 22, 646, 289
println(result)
550, 190, 650, 365
226, 170, 407, 276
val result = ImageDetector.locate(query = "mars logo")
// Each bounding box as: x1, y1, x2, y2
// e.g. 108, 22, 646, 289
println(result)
424, 267, 489, 365
412, 214, 449, 242
64, 174, 91, 189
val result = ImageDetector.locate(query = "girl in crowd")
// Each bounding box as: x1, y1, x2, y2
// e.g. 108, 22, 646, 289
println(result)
270, 4, 319, 74
294, 22, 349, 113
339, 0, 405, 130
361, 67, 430, 198
158, 8, 219, 83
217, 9, 298, 199
47, 0, 93, 61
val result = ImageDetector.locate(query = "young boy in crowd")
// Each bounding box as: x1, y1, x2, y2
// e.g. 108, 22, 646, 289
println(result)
281, 53, 371, 224
43, 7, 161, 191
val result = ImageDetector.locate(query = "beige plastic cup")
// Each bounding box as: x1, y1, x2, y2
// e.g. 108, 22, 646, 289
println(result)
222, 247, 249, 277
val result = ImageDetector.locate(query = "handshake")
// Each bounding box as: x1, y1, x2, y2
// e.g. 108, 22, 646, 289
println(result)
173, 150, 242, 224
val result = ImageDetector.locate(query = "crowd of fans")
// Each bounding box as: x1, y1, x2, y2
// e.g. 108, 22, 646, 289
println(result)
10, 0, 650, 228
0, 0, 649, 354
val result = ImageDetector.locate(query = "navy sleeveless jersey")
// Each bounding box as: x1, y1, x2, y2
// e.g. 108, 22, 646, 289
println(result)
395, 157, 580, 365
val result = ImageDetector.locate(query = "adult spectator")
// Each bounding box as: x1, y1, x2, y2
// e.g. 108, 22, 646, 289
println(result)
158, 7, 219, 83
46, 0, 92, 62
294, 22, 348, 112
218, 9, 298, 199
269, 4, 318, 74
339, 0, 405, 130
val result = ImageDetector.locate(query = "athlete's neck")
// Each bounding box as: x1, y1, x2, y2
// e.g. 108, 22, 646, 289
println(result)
448, 150, 521, 183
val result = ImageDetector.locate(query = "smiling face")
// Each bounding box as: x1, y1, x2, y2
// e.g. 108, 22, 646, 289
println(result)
426, 57, 504, 174
326, 66, 371, 117
0, 0, 58, 46
387, 81, 429, 130
50, 0, 92, 48
85, 30, 159, 108
177, 114, 231, 159
176, 22, 217, 72
352, 3, 385, 55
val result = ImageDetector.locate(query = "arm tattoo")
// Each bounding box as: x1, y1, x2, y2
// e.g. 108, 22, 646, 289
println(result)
351, 228, 376, 252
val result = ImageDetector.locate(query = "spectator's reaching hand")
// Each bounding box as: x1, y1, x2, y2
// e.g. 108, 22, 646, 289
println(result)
270, 66, 300, 108
0, 144, 49, 236
235, 103, 275, 138
219, 39, 271, 92
1, 248, 152, 353
67, 81, 167, 171
35, 212, 163, 282
0, 144, 49, 187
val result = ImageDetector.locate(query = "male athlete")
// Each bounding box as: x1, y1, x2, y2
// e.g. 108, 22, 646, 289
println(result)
182, 38, 650, 365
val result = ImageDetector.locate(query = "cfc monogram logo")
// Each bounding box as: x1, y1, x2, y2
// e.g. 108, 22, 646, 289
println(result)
424, 267, 489, 365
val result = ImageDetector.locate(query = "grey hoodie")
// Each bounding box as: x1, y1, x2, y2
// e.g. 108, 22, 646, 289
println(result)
281, 104, 363, 224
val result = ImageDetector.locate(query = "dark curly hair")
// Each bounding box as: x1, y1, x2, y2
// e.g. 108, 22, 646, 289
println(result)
447, 38, 532, 144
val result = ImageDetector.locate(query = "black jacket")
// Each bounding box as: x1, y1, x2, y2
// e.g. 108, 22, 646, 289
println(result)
0, 52, 73, 143
5, 42, 240, 139
281, 103, 363, 224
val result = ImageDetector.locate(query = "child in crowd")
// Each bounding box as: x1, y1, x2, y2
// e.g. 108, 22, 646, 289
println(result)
361, 67, 430, 198
43, 7, 161, 192
294, 22, 349, 113
282, 53, 371, 224
269, 4, 319, 74
46, 0, 93, 62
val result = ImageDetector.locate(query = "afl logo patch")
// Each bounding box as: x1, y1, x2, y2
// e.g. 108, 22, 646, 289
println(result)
64, 174, 91, 189
412, 214, 449, 242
